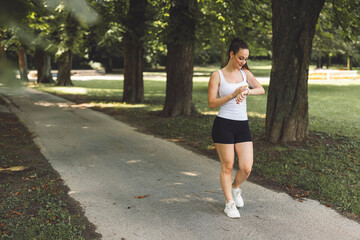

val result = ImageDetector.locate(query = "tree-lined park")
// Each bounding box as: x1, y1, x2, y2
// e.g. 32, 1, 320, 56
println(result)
0, 0, 360, 238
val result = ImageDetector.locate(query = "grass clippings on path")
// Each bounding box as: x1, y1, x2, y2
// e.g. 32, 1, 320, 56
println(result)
0, 98, 101, 239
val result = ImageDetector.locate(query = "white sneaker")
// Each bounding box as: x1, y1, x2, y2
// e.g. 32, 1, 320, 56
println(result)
232, 187, 244, 208
224, 200, 240, 218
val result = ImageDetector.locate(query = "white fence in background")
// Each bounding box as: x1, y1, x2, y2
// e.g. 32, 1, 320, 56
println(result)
309, 69, 358, 80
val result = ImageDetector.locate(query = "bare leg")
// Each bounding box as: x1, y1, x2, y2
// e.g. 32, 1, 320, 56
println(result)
232, 142, 253, 189
215, 143, 235, 203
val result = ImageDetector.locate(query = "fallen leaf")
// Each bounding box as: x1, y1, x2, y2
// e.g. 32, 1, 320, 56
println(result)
9, 166, 27, 171
10, 211, 23, 216
168, 139, 184, 143
0, 166, 28, 172
221, 226, 231, 231
135, 195, 149, 199
325, 204, 332, 208
204, 190, 218, 193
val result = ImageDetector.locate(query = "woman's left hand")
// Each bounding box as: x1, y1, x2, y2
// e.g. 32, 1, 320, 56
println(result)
236, 88, 250, 104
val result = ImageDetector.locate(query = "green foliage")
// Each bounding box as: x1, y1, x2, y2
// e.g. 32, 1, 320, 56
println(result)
54, 10, 87, 58
312, 1, 360, 67
1, 0, 359, 69
194, 0, 272, 65
312, 2, 337, 63
97, 23, 124, 50
124, 0, 148, 45
91, 0, 128, 26
0, 0, 97, 66
0, 0, 33, 27
85, 0, 127, 67
332, 0, 360, 40
144, 0, 169, 66
0, 1, 41, 54
166, 0, 198, 44
45, 0, 98, 25
26, 2, 58, 54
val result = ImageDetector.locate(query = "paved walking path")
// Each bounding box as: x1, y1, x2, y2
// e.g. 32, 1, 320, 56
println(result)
1, 87, 360, 240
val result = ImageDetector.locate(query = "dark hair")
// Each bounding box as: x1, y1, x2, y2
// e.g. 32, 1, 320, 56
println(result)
228, 38, 250, 71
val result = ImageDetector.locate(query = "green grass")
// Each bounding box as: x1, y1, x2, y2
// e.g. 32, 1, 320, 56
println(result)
33, 65, 360, 220
308, 84, 360, 136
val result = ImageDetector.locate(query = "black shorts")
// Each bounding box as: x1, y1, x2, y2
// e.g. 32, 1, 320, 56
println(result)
212, 116, 252, 144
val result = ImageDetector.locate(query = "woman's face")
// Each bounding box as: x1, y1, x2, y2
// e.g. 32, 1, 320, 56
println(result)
230, 48, 249, 70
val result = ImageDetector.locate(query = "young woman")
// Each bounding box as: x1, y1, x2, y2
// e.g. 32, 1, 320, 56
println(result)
208, 38, 265, 218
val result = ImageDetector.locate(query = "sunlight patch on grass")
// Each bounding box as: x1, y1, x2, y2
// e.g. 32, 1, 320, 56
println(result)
92, 102, 147, 109
309, 80, 360, 86
49, 87, 88, 94
251, 65, 272, 70
193, 76, 212, 82
248, 111, 266, 118
201, 111, 218, 115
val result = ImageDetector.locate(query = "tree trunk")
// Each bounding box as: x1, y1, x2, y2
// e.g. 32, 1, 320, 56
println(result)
56, 50, 73, 86
220, 41, 228, 68
316, 56, 321, 68
161, 0, 198, 117
265, 0, 325, 143
326, 54, 331, 69
347, 55, 352, 70
18, 45, 28, 81
320, 56, 323, 68
162, 43, 197, 116
122, 0, 147, 103
0, 36, 6, 62
35, 47, 54, 84
123, 39, 144, 103
104, 57, 113, 74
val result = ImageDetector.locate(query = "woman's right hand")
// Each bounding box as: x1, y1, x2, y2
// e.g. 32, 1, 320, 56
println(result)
231, 86, 247, 99
231, 86, 246, 98
236, 87, 250, 104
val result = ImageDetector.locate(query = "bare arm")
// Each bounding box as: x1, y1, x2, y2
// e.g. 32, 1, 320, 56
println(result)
236, 69, 265, 103
208, 71, 245, 109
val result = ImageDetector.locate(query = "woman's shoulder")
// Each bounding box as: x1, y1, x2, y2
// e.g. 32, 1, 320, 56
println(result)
209, 70, 221, 85
210, 70, 221, 79
241, 68, 250, 73
242, 68, 254, 77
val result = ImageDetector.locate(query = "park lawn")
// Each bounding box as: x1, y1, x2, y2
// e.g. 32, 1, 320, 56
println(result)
33, 68, 360, 221
0, 99, 101, 239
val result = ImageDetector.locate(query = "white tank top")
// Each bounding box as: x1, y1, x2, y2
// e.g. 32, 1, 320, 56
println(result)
217, 69, 249, 121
